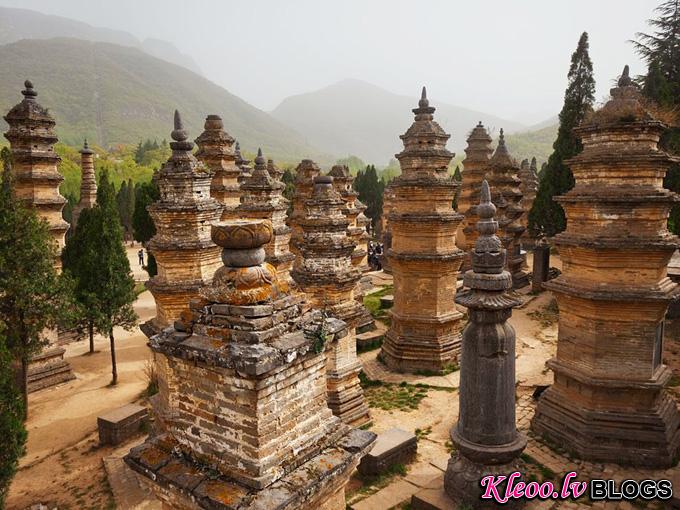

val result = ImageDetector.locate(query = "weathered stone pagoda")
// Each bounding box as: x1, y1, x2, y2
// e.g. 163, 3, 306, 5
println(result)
380, 184, 396, 274
328, 164, 374, 332
71, 139, 97, 232
4, 80, 69, 264
380, 88, 465, 373
288, 159, 321, 256
126, 219, 375, 509
238, 148, 295, 286
518, 157, 539, 248
487, 130, 529, 288
444, 180, 526, 508
457, 122, 494, 272
144, 111, 223, 336
234, 141, 252, 184
195, 114, 241, 221
291, 175, 370, 426
266, 158, 283, 181
532, 66, 680, 467
4, 79, 75, 392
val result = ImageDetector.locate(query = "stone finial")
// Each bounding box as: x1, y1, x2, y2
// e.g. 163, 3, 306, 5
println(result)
618, 64, 632, 87
22, 79, 37, 99
169, 110, 193, 152
412, 86, 435, 117
471, 180, 505, 275
477, 121, 483, 127
255, 148, 265, 166
80, 138, 94, 155
530, 156, 537, 173
419, 86, 429, 108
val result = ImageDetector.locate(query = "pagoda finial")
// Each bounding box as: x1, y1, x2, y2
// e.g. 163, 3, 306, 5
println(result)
80, 137, 94, 155
22, 79, 37, 99
254, 147, 266, 167
419, 86, 429, 108
477, 120, 483, 127
84, 138, 89, 149
171, 110, 187, 142
499, 128, 505, 143
472, 179, 503, 274
618, 65, 632, 87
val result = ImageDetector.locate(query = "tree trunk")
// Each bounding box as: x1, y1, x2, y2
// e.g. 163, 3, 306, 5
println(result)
88, 321, 94, 354
109, 329, 117, 385
20, 356, 28, 420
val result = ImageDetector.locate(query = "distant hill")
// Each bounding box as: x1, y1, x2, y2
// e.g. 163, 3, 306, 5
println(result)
503, 123, 558, 166
0, 38, 326, 163
0, 6, 202, 75
271, 79, 527, 165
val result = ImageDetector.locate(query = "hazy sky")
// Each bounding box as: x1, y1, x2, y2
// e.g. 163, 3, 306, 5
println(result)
0, 0, 660, 124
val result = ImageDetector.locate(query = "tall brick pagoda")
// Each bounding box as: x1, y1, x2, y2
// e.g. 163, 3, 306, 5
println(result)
487, 130, 529, 288
444, 180, 526, 507
195, 114, 241, 221
126, 218, 375, 509
532, 66, 680, 467
288, 159, 321, 256
144, 110, 223, 336
71, 139, 97, 232
4, 80, 69, 265
457, 122, 494, 272
292, 175, 370, 426
328, 165, 374, 331
238, 148, 295, 285
519, 157, 539, 248
380, 88, 465, 373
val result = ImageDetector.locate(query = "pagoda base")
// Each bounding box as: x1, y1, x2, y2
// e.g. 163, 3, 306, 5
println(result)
27, 346, 75, 393
380, 332, 460, 374
443, 454, 525, 509
327, 365, 370, 427
126, 429, 375, 510
532, 377, 680, 468
511, 271, 530, 290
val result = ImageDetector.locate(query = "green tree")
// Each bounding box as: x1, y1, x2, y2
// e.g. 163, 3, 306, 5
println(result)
0, 334, 27, 509
529, 32, 595, 237
634, 0, 680, 234
452, 165, 463, 210
335, 155, 366, 174
281, 168, 296, 212
354, 164, 385, 231
133, 180, 160, 276
0, 165, 75, 415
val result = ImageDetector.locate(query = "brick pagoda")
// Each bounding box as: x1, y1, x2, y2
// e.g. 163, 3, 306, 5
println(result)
195, 114, 241, 221
234, 141, 252, 184
144, 111, 223, 336
532, 66, 680, 467
126, 219, 375, 509
380, 88, 465, 373
291, 175, 370, 426
519, 157, 539, 248
71, 139, 97, 232
288, 159, 321, 256
238, 148, 295, 286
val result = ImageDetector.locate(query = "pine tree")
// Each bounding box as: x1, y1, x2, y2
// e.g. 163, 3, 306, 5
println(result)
0, 334, 26, 509
452, 165, 463, 210
353, 164, 384, 231
132, 180, 160, 276
634, 0, 680, 234
0, 166, 75, 414
529, 32, 595, 237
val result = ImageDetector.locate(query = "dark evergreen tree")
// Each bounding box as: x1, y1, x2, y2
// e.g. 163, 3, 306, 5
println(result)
133, 180, 160, 276
0, 335, 26, 509
353, 164, 384, 231
452, 165, 463, 210
0, 166, 75, 414
634, 0, 680, 233
281, 168, 295, 213
529, 32, 595, 237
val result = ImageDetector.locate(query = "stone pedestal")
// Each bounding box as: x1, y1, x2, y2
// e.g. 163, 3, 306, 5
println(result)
531, 237, 550, 293
532, 67, 680, 468
292, 176, 370, 427
380, 88, 465, 373
143, 111, 223, 337
126, 219, 375, 509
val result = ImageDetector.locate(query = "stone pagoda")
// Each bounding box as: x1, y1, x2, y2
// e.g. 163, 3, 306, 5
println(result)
291, 175, 370, 426
457, 122, 494, 272
380, 184, 396, 274
195, 114, 241, 221
71, 139, 97, 232
380, 88, 465, 373
444, 180, 526, 508
487, 130, 529, 288
4, 79, 75, 392
288, 159, 321, 256
126, 219, 375, 509
238, 148, 295, 286
266, 158, 283, 181
518, 157, 539, 248
532, 66, 680, 467
4, 80, 69, 265
328, 165, 374, 332
144, 110, 223, 336
234, 141, 252, 184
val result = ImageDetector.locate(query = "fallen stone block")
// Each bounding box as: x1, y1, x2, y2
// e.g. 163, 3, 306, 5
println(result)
380, 295, 394, 309
357, 427, 417, 476
98, 404, 148, 446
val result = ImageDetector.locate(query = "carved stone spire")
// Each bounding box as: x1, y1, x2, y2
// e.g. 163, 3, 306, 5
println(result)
72, 138, 98, 231
444, 180, 525, 507
618, 64, 632, 87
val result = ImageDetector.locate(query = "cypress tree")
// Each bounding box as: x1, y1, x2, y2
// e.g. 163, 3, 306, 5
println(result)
452, 165, 462, 210
132, 180, 160, 277
529, 32, 595, 237
634, 0, 680, 233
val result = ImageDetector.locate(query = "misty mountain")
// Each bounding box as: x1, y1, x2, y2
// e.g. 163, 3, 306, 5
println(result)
0, 6, 203, 75
0, 38, 325, 162
271, 79, 528, 165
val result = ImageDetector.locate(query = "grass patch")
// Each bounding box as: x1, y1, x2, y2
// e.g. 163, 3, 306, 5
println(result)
527, 298, 559, 328
414, 362, 459, 377
669, 374, 680, 387
363, 379, 429, 412
356, 463, 408, 495
134, 282, 147, 296
520, 453, 557, 481
415, 426, 432, 441
363, 285, 394, 322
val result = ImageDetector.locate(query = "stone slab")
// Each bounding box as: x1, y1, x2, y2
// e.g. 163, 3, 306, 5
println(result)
103, 453, 162, 509
357, 427, 417, 476
98, 404, 148, 446
379, 295, 394, 308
